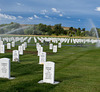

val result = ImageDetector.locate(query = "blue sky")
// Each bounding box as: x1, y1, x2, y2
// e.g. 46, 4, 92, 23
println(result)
0, 0, 100, 30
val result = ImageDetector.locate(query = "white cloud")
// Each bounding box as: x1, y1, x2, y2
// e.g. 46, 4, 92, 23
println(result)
78, 19, 80, 21
41, 9, 48, 14
17, 3, 21, 6
95, 7, 100, 11
0, 13, 16, 20
28, 17, 33, 20
34, 15, 39, 18
45, 15, 51, 19
51, 8, 60, 13
59, 14, 63, 17
18, 16, 23, 19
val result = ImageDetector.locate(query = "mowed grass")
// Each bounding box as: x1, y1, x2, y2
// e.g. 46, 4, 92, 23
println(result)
0, 40, 100, 92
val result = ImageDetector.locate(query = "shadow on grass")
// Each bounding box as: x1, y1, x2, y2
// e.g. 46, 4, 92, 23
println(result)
11, 63, 43, 77
5, 49, 55, 55
0, 78, 10, 83
4, 79, 57, 92
0, 54, 12, 59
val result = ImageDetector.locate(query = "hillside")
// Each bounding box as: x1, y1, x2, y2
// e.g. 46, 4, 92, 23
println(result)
1, 22, 100, 38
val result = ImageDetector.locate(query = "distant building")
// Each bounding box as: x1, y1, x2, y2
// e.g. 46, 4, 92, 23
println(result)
63, 27, 70, 30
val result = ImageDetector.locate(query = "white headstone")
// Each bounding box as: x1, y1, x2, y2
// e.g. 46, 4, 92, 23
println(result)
58, 43, 61, 48
39, 52, 46, 64
0, 45, 5, 53
24, 42, 27, 48
18, 46, 23, 55
36, 43, 39, 49
38, 61, 59, 84
12, 42, 15, 47
7, 43, 11, 49
27, 37, 32, 43
53, 45, 57, 53
12, 50, 19, 62
0, 58, 14, 79
38, 46, 43, 56
22, 43, 25, 50
49, 43, 53, 50
0, 41, 3, 45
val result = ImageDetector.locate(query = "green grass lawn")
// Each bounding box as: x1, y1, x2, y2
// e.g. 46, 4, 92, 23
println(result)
0, 38, 100, 92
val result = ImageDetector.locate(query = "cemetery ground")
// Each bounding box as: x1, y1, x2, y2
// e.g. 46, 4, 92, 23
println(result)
0, 37, 100, 92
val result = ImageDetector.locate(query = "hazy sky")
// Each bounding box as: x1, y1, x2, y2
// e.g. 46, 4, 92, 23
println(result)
0, 0, 100, 30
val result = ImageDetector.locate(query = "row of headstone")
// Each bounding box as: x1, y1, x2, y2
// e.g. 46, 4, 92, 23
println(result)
7, 42, 16, 49
0, 41, 27, 55
36, 38, 65, 84
36, 37, 98, 44
0, 57, 58, 84
49, 43, 58, 53
36, 43, 46, 64
0, 37, 59, 85
1, 37, 29, 43
0, 36, 30, 79
0, 37, 30, 80
34, 37, 37, 43
0, 36, 99, 44
35, 42, 59, 84
27, 37, 32, 43
0, 41, 28, 62
36, 37, 71, 84
36, 43, 43, 56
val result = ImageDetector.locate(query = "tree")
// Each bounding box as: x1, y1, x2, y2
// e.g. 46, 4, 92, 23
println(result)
82, 28, 85, 31
37, 23, 47, 34
69, 27, 74, 31
63, 30, 68, 35
85, 31, 90, 36
78, 27, 81, 31
67, 30, 71, 36
10, 22, 14, 24
76, 30, 81, 36
80, 31, 85, 36
24, 27, 34, 35
53, 24, 64, 36
47, 25, 52, 35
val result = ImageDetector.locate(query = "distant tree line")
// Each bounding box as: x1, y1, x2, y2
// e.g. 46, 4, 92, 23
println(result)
0, 22, 100, 37
23, 23, 87, 36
